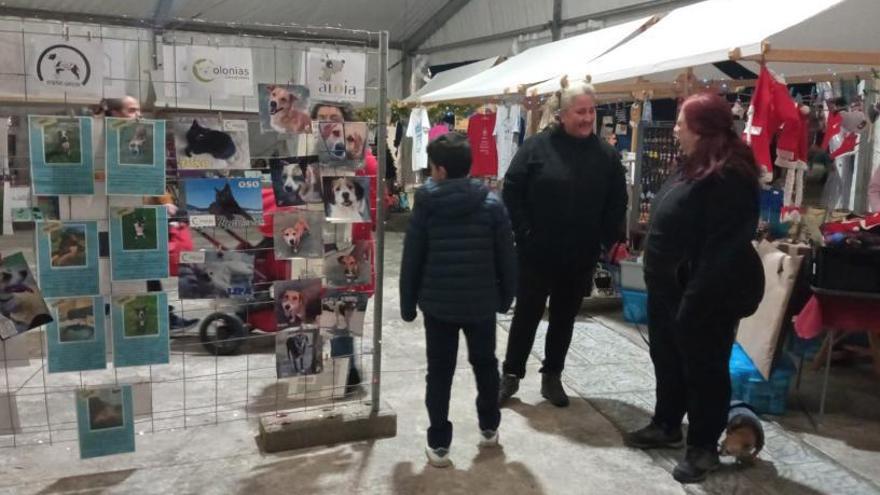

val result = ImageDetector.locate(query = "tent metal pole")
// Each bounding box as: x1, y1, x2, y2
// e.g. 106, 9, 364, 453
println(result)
371, 29, 389, 415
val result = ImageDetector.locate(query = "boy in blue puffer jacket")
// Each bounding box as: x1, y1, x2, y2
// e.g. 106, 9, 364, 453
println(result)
400, 132, 517, 468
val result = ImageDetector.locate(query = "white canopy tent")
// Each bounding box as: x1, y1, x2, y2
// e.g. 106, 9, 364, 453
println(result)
402, 56, 502, 104
411, 15, 655, 104
529, 0, 880, 97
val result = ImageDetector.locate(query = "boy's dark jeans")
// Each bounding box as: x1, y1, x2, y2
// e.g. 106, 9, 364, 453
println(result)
424, 313, 500, 449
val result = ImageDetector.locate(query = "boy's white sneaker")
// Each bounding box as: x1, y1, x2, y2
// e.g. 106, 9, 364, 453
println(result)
479, 429, 499, 447
425, 444, 452, 468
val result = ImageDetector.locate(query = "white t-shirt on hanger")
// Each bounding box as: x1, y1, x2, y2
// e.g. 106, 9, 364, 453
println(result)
494, 104, 521, 179
406, 107, 431, 171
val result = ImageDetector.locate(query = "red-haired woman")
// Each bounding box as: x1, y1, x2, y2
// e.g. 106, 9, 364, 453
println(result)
623, 93, 764, 483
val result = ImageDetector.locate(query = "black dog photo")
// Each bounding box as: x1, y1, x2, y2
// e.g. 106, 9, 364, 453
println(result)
275, 328, 323, 378
173, 117, 250, 169
183, 177, 263, 228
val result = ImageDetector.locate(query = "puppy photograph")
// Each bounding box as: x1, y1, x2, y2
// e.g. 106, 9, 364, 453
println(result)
0, 253, 53, 340
173, 117, 250, 169
320, 289, 368, 337
259, 83, 312, 134
322, 176, 370, 223
56, 297, 96, 343
120, 208, 158, 251
315, 121, 368, 168
41, 118, 82, 165
84, 388, 125, 431
273, 278, 321, 330
273, 210, 324, 259
183, 177, 263, 228
275, 328, 324, 378
178, 251, 256, 299
50, 224, 88, 267
323, 241, 372, 288
116, 120, 154, 166
270, 157, 323, 206
122, 295, 159, 338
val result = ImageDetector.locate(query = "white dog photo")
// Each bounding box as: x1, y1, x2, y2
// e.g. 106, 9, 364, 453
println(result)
322, 176, 370, 223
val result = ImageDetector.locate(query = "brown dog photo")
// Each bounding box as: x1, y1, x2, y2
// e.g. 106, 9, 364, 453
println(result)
259, 83, 312, 134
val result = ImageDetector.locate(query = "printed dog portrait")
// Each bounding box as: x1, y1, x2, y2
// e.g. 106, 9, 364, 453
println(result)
261, 84, 312, 134
324, 241, 372, 288
273, 210, 324, 259
270, 157, 323, 207
117, 121, 154, 166
0, 253, 53, 340
50, 225, 88, 267
316, 121, 367, 165
174, 117, 250, 169
322, 176, 370, 222
84, 388, 124, 431
183, 178, 263, 228
42, 119, 82, 165
273, 278, 321, 330
122, 295, 159, 338
120, 208, 158, 251
320, 290, 368, 337
178, 251, 255, 299
275, 328, 323, 378
319, 54, 345, 82
56, 297, 96, 343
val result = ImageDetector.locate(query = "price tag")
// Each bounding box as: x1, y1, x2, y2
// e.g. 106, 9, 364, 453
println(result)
189, 215, 216, 228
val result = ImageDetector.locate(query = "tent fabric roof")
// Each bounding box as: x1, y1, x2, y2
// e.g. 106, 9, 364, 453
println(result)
403, 56, 502, 104
413, 15, 655, 104
530, 0, 859, 95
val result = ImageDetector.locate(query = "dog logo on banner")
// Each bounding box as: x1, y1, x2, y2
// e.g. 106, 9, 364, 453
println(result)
36, 44, 92, 89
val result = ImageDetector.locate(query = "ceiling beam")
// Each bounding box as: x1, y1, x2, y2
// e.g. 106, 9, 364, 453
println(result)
401, 0, 471, 53
0, 6, 399, 49
152, 0, 176, 30
551, 0, 563, 41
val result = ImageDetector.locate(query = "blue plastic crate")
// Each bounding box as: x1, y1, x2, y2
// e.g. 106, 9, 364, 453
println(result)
621, 289, 648, 324
729, 343, 795, 415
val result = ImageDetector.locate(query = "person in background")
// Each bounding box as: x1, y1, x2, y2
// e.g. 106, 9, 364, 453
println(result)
400, 132, 517, 467
499, 81, 628, 408
97, 96, 198, 330
623, 93, 764, 484
869, 165, 880, 212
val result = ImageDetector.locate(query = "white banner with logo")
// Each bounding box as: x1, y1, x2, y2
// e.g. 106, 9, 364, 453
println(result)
306, 49, 366, 104
27, 35, 104, 97
164, 45, 254, 98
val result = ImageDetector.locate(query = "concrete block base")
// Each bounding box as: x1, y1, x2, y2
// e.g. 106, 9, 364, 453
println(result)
259, 401, 397, 453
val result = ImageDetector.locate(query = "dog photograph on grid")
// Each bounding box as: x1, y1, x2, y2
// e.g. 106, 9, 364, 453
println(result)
273, 209, 324, 259
322, 176, 370, 223
320, 289, 368, 337
273, 278, 321, 330
0, 252, 53, 340
269, 156, 323, 207
178, 251, 256, 300
259, 83, 312, 135
314, 121, 367, 169
324, 240, 372, 288
173, 117, 251, 169
275, 327, 324, 378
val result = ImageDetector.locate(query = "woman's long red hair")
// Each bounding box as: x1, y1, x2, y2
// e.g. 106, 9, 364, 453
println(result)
679, 92, 760, 181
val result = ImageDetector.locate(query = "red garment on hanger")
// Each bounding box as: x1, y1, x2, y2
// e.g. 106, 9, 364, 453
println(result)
468, 112, 498, 177
743, 66, 778, 175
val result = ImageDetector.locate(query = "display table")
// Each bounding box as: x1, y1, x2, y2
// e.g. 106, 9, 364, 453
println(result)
793, 288, 880, 418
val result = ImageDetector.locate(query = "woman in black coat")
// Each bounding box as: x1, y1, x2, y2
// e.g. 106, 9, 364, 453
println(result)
623, 93, 764, 484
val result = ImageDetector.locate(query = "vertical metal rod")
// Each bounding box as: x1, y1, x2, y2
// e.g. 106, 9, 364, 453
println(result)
2, 341, 17, 446
371, 30, 388, 415
819, 330, 835, 420
38, 330, 52, 444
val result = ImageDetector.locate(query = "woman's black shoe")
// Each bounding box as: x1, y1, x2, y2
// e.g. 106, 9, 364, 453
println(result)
672, 446, 720, 483
623, 422, 684, 449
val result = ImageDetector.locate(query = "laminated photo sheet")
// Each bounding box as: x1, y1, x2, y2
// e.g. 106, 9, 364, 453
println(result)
306, 49, 366, 104
269, 156, 323, 207
177, 250, 255, 300
111, 293, 169, 367
275, 327, 324, 378
35, 221, 100, 298
109, 206, 169, 281
313, 121, 367, 169
28, 116, 95, 195
258, 83, 312, 135
173, 117, 250, 169
273, 278, 321, 330
273, 209, 324, 259
320, 289, 368, 337
0, 252, 53, 340
284, 354, 349, 401
46, 296, 106, 373
322, 175, 370, 223
182, 177, 263, 229
105, 118, 166, 196
75, 385, 135, 459
323, 240, 372, 289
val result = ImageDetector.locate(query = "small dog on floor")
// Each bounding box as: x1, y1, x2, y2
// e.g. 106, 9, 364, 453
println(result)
720, 400, 764, 463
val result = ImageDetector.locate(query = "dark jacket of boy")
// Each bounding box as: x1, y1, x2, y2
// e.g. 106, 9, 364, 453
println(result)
400, 177, 517, 323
